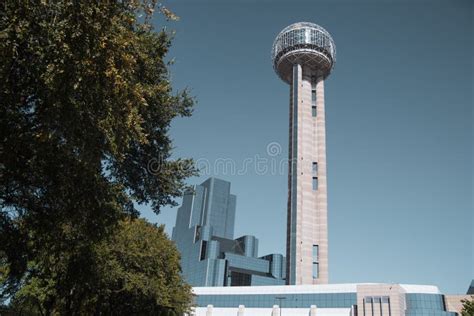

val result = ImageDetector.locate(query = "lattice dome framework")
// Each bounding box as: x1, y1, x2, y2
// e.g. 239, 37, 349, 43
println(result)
272, 22, 336, 83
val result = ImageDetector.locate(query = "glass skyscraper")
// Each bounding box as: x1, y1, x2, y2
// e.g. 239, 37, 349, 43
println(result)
172, 177, 286, 287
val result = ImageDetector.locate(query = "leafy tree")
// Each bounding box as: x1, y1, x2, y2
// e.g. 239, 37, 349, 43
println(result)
0, 0, 195, 313
461, 296, 474, 316
93, 219, 191, 315
7, 219, 192, 315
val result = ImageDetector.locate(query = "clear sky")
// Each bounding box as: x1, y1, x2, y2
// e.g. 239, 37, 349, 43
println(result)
140, 0, 473, 294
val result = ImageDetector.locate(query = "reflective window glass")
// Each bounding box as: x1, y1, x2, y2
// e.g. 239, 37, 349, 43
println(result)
312, 263, 319, 279
312, 177, 318, 190
312, 245, 319, 263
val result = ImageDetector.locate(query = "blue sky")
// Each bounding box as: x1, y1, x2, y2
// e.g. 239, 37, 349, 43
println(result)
140, 0, 473, 294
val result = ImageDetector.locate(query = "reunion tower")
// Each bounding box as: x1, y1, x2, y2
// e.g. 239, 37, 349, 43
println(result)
271, 22, 336, 285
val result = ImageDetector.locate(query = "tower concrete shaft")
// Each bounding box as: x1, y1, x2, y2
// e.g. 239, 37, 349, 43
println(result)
287, 64, 328, 285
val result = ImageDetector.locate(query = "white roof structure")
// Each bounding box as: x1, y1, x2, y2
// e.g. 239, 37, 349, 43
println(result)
193, 283, 441, 295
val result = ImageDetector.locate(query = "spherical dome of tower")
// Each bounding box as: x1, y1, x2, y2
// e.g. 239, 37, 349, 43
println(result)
272, 22, 336, 83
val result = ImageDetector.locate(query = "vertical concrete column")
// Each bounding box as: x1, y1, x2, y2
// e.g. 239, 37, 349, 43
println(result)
287, 63, 301, 285
381, 300, 390, 315
206, 304, 213, 316
313, 73, 328, 284
237, 305, 245, 316
287, 65, 329, 285
373, 298, 381, 316
310, 305, 317, 316
364, 299, 372, 316
272, 305, 280, 316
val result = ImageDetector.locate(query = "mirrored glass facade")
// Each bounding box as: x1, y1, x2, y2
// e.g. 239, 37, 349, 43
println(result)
405, 294, 457, 316
467, 279, 474, 294
195, 292, 357, 308
172, 177, 286, 287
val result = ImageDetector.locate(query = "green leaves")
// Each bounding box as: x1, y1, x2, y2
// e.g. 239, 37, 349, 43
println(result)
94, 219, 192, 314
461, 297, 474, 316
1, 0, 195, 313
5, 219, 192, 314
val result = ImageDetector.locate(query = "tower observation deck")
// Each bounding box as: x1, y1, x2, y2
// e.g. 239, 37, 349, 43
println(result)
272, 22, 336, 285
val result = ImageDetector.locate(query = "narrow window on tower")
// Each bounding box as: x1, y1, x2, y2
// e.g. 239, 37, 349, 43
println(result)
311, 79, 317, 117
311, 89, 317, 117
312, 245, 319, 279
312, 263, 319, 279
312, 162, 318, 176
199, 240, 207, 261
312, 245, 319, 262
312, 177, 318, 190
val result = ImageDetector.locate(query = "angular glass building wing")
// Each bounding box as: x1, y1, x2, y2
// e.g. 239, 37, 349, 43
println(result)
172, 177, 286, 287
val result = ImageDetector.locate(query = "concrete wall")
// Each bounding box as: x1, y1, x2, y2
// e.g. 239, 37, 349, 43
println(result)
444, 295, 473, 314
356, 284, 406, 316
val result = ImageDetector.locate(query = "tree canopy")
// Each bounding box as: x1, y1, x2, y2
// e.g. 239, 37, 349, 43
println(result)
461, 296, 474, 316
1, 0, 195, 313
7, 219, 192, 315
